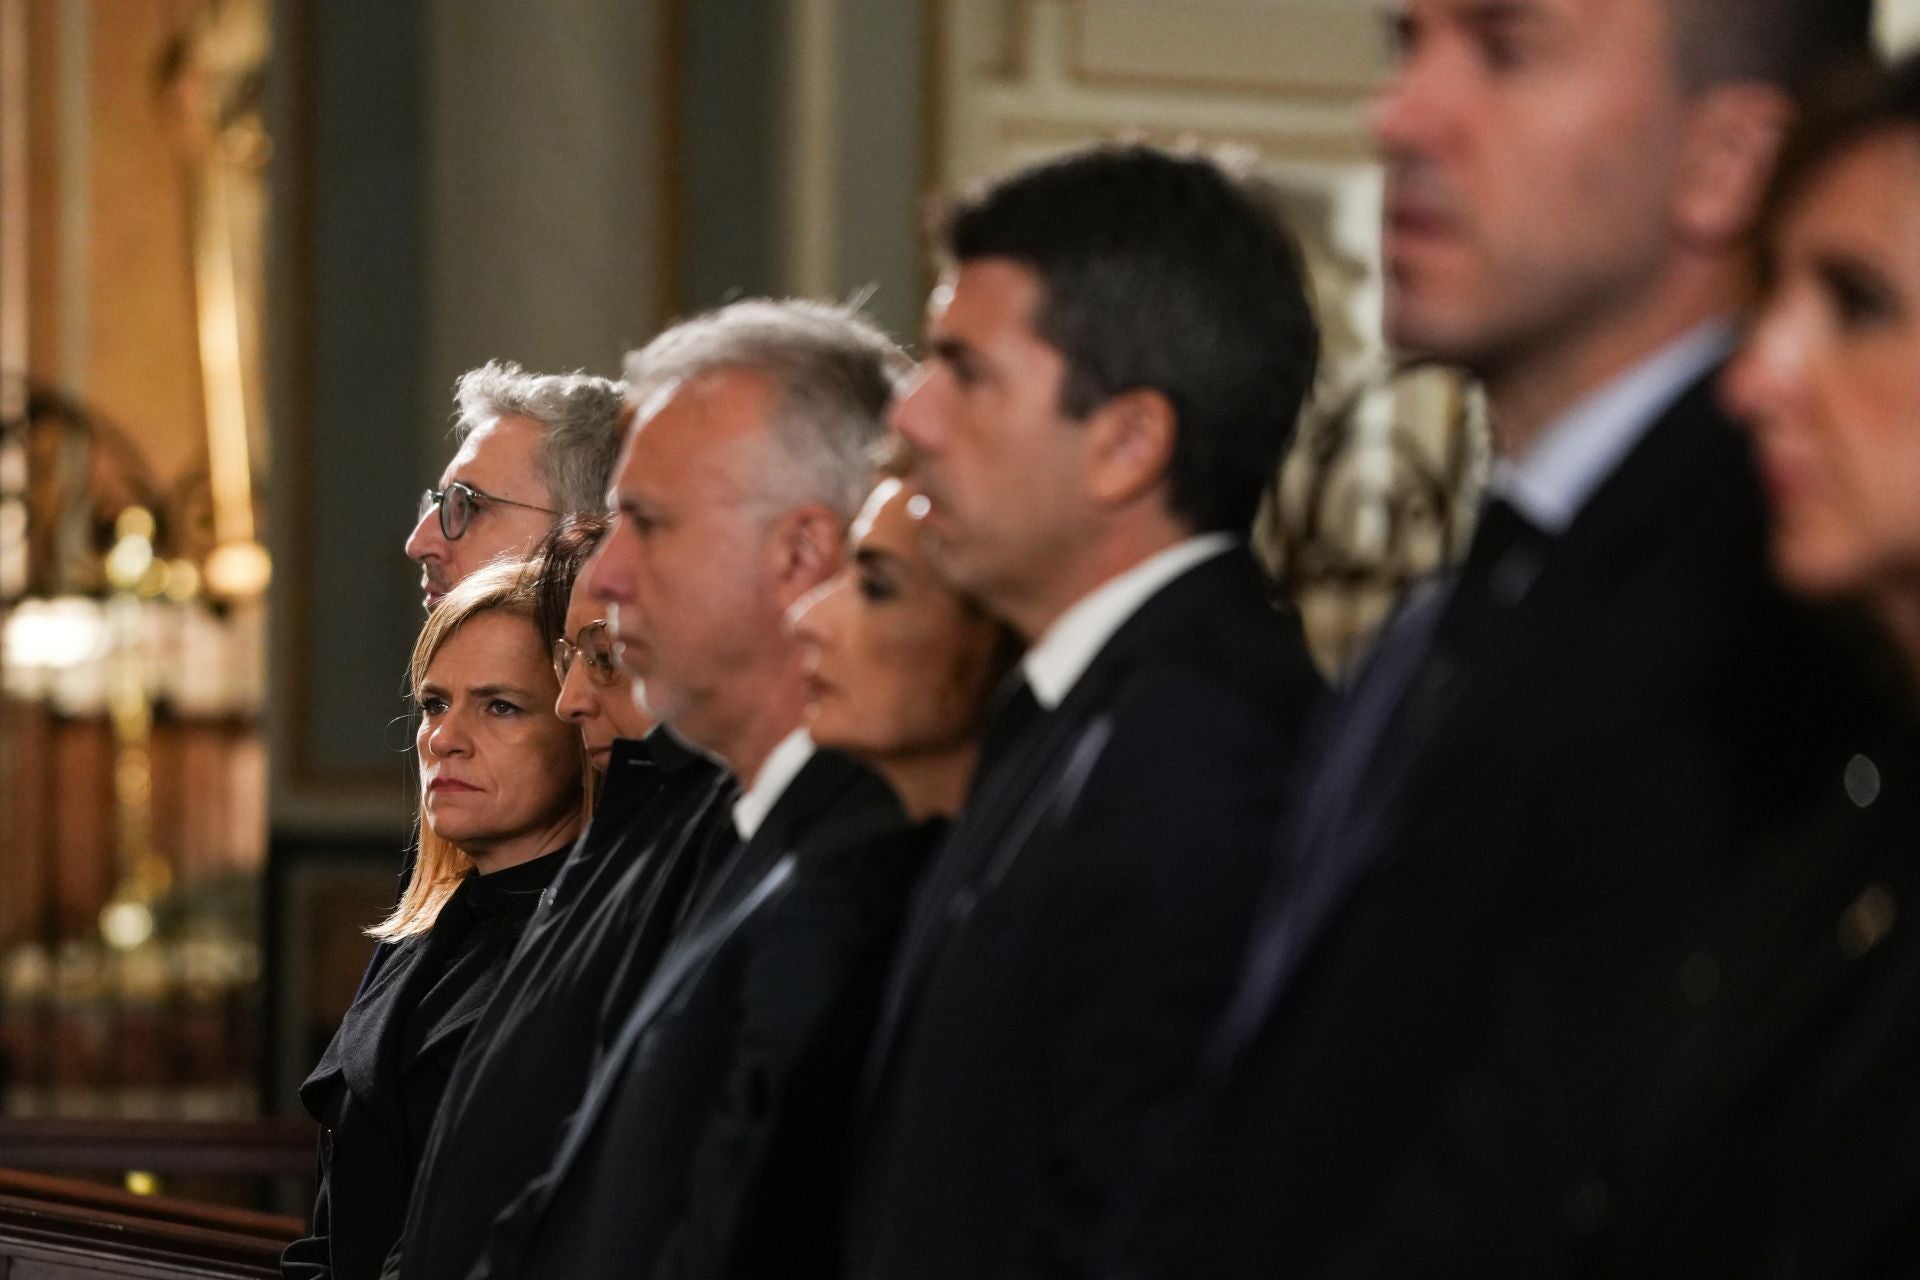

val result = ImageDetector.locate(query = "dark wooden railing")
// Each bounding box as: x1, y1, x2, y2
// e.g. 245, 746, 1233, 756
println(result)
0, 1117, 316, 1179
0, 1166, 300, 1278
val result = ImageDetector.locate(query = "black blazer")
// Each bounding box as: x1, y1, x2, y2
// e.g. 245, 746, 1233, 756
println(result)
472, 746, 922, 1280
1608, 656, 1920, 1279
280, 850, 562, 1280
1165, 373, 1842, 1276
847, 546, 1324, 1280
393, 731, 729, 1280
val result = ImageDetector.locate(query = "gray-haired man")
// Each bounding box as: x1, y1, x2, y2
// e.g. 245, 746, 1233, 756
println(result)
404, 360, 625, 608
400, 300, 922, 1280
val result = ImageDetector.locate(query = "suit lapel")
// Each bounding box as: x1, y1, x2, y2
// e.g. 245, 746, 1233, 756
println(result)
1234, 372, 1747, 1032
536, 855, 798, 1206
866, 550, 1273, 1093
535, 751, 869, 1202
865, 701, 1090, 1075
1370, 370, 1747, 864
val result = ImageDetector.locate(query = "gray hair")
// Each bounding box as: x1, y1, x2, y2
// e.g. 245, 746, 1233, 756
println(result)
623, 298, 909, 521
452, 360, 627, 514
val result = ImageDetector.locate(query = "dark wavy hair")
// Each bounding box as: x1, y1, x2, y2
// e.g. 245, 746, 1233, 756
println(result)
1761, 55, 1920, 259
532, 512, 614, 648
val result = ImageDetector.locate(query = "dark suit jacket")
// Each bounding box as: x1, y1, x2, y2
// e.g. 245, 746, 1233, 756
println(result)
1608, 651, 1920, 1279
281, 850, 562, 1280
393, 731, 729, 1280
472, 747, 922, 1280
847, 546, 1324, 1280
1164, 373, 1840, 1276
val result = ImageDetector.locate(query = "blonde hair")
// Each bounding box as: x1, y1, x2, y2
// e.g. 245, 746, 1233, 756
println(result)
369, 558, 591, 940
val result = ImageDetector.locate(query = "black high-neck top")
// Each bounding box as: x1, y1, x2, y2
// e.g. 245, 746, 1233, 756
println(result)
283, 845, 568, 1280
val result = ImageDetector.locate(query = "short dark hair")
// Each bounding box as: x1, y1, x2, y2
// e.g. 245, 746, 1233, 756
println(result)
941, 143, 1319, 535
1762, 54, 1920, 252
1669, 0, 1875, 93
531, 512, 613, 648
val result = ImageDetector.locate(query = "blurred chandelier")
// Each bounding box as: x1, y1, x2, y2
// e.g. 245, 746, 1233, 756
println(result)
0, 385, 266, 951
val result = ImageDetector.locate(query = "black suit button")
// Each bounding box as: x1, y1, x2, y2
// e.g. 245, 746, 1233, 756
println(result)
1490, 550, 1545, 604
1838, 883, 1897, 959
1845, 754, 1882, 808
1565, 1179, 1614, 1234
1677, 949, 1720, 1006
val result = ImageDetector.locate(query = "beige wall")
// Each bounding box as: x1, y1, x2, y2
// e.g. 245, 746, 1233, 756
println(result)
422, 0, 670, 447
18, 0, 206, 488
1885, 0, 1920, 53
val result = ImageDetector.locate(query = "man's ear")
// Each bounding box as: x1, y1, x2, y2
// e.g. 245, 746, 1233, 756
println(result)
1676, 82, 1794, 246
768, 504, 845, 609
1084, 388, 1178, 509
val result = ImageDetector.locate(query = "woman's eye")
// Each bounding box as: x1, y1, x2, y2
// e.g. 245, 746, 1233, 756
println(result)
857, 572, 898, 603
1822, 260, 1901, 331
487, 698, 522, 716
417, 696, 448, 715
1835, 278, 1896, 329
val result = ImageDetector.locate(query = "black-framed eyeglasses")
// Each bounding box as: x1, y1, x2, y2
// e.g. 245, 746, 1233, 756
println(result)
553, 620, 622, 687
418, 480, 560, 541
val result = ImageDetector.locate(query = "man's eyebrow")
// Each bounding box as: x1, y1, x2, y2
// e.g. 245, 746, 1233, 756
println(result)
1379, 4, 1412, 51
1384, 0, 1544, 43
927, 336, 980, 367
615, 491, 663, 515
1460, 0, 1547, 30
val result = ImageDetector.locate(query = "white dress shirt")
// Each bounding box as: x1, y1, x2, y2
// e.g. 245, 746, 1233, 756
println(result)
1488, 320, 1736, 534
1021, 534, 1236, 710
730, 727, 816, 841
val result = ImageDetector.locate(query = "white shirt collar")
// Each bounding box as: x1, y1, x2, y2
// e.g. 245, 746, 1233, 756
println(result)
730, 728, 815, 842
1488, 320, 1736, 534
1021, 534, 1236, 710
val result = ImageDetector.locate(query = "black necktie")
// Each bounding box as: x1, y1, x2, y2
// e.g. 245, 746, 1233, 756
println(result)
973, 672, 1044, 790
1435, 497, 1549, 642
1096, 498, 1556, 1278
859, 676, 1043, 1110
1208, 495, 1552, 1067
672, 809, 745, 933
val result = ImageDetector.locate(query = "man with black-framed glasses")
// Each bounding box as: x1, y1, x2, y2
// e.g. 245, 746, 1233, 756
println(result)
403, 359, 626, 608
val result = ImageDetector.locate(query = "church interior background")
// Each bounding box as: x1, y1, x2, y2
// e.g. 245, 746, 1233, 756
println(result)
1, 0, 1916, 1218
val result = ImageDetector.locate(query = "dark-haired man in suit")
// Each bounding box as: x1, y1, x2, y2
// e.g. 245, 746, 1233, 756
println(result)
1148, 0, 1877, 1274
845, 143, 1326, 1279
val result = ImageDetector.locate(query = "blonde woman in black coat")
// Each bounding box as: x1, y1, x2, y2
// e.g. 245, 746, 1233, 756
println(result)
282, 560, 587, 1280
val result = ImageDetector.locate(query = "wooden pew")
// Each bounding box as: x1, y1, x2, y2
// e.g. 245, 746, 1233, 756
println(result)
0, 1166, 300, 1277
0, 1118, 316, 1180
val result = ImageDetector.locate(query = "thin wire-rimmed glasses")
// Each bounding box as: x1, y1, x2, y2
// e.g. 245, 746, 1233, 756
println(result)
553, 620, 622, 687
418, 480, 560, 541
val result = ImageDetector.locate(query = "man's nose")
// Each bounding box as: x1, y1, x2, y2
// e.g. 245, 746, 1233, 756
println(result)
406, 503, 448, 565
888, 365, 947, 455
1368, 35, 1453, 161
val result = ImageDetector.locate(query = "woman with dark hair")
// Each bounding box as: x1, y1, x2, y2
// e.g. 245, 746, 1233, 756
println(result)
532, 512, 655, 776
283, 561, 586, 1280
788, 457, 1020, 822
1612, 54, 1920, 1276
